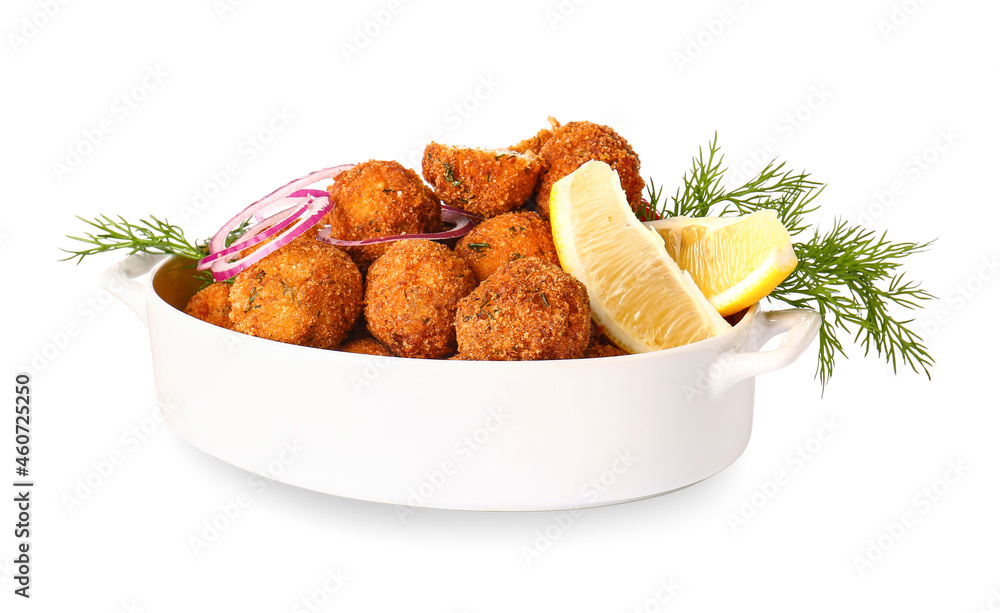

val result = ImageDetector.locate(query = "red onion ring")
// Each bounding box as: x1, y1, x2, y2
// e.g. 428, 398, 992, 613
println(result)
316, 208, 473, 247
247, 202, 310, 240
196, 202, 308, 270
247, 190, 333, 223
208, 164, 353, 255
288, 189, 332, 199
441, 204, 484, 221
198, 163, 474, 282
206, 197, 333, 282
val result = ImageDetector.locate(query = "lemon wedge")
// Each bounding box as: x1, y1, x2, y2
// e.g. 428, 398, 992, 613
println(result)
549, 160, 731, 353
646, 210, 797, 317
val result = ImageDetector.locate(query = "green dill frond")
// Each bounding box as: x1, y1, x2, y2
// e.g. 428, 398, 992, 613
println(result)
61, 214, 220, 288
648, 135, 935, 392
648, 133, 822, 236
769, 220, 935, 388
61, 215, 205, 262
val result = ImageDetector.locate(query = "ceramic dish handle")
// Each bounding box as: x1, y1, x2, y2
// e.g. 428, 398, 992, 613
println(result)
100, 253, 168, 327
712, 308, 821, 396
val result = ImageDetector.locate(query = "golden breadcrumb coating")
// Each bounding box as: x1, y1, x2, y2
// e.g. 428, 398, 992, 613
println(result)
337, 337, 394, 356
365, 239, 477, 359
325, 160, 442, 272
455, 257, 590, 360
346, 310, 371, 340
582, 317, 629, 357
184, 283, 234, 329
582, 341, 629, 358
422, 143, 541, 218
454, 211, 558, 283
508, 116, 561, 154
228, 239, 362, 348
534, 121, 644, 218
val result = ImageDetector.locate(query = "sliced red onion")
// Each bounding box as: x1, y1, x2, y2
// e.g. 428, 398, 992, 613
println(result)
251, 201, 301, 223
206, 198, 333, 282
198, 163, 473, 281
248, 190, 333, 223
441, 204, 484, 221
208, 164, 353, 255
248, 202, 310, 239
316, 208, 473, 247
287, 189, 331, 199
196, 202, 308, 270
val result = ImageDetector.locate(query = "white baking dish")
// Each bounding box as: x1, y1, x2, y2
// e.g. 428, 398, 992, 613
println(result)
103, 253, 820, 511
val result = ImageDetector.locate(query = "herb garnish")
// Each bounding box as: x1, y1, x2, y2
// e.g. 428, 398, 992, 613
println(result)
479, 296, 495, 319
61, 215, 224, 288
442, 162, 462, 187
245, 286, 261, 313
646, 135, 934, 389
467, 242, 491, 252
61, 215, 205, 262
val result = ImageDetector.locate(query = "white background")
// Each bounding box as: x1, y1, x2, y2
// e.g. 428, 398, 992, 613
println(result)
3, 0, 999, 610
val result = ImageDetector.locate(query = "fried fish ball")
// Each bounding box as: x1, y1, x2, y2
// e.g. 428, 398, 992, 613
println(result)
534, 121, 644, 218
454, 211, 558, 282
583, 340, 629, 358
509, 116, 561, 155
422, 143, 541, 218
346, 309, 371, 340
325, 160, 442, 272
365, 239, 477, 359
455, 257, 591, 360
184, 282, 234, 329
582, 318, 629, 357
228, 239, 362, 348
337, 337, 394, 356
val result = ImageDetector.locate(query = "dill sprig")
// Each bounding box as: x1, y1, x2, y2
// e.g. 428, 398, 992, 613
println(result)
61, 214, 205, 262
654, 133, 823, 236
648, 135, 935, 390
770, 222, 934, 388
61, 215, 248, 288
